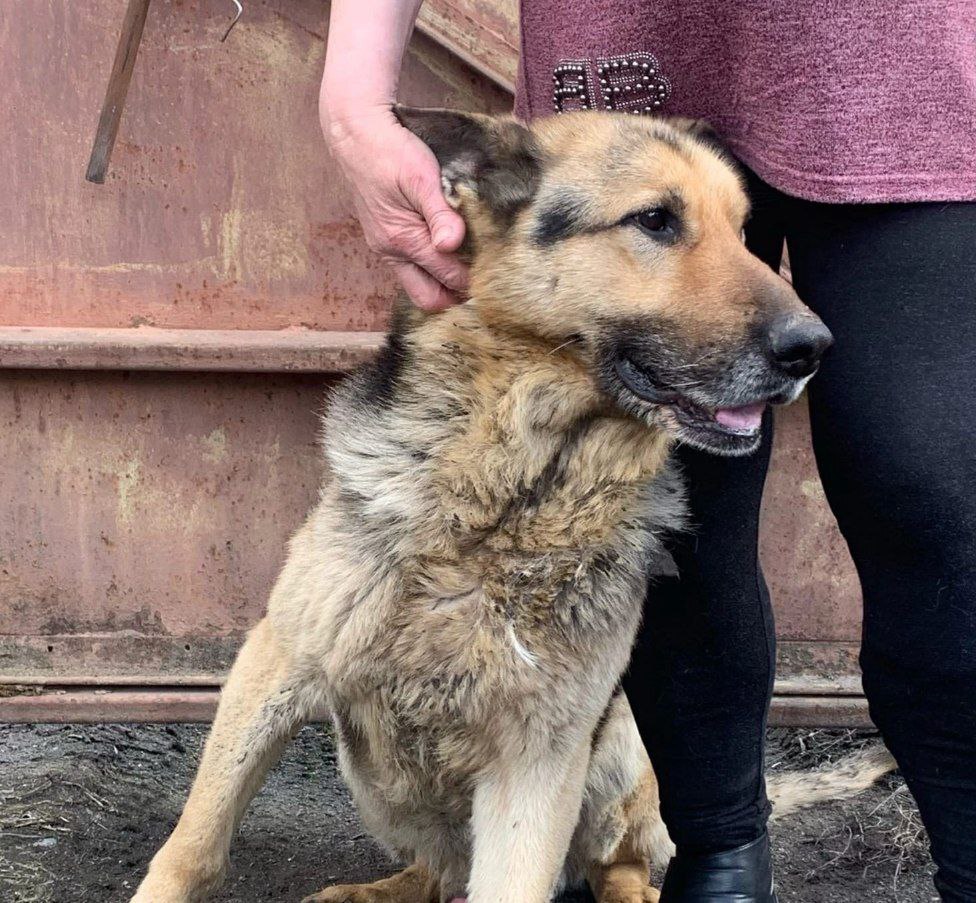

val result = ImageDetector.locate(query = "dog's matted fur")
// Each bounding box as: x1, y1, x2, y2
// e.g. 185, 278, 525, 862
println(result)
132, 109, 890, 903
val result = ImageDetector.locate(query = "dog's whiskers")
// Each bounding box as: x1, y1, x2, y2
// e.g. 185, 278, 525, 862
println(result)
548, 336, 581, 356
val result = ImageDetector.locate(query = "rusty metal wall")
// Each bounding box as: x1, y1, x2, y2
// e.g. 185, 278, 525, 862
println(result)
0, 0, 863, 721
0, 369, 328, 681
2, 0, 510, 331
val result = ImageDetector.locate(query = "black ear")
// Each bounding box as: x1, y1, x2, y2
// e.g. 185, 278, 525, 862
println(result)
395, 106, 541, 227
668, 117, 730, 158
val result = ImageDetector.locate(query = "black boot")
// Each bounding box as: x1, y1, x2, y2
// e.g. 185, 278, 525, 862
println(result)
659, 834, 778, 902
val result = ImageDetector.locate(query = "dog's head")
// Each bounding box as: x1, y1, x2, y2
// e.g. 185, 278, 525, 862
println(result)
397, 107, 831, 455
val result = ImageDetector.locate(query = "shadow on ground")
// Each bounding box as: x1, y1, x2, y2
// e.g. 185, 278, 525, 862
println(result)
0, 725, 936, 902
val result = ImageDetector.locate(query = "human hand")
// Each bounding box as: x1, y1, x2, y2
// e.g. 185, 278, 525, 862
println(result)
324, 106, 469, 311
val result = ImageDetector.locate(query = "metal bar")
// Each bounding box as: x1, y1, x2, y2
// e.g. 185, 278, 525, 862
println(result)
769, 695, 872, 729
414, 18, 515, 95
0, 688, 219, 723
3, 674, 865, 697
1, 675, 224, 687
0, 326, 382, 373
0, 686, 874, 728
773, 675, 864, 697
416, 0, 519, 94
86, 0, 154, 183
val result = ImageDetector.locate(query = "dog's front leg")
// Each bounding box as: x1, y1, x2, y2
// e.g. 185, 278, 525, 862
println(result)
132, 618, 314, 902
467, 738, 590, 903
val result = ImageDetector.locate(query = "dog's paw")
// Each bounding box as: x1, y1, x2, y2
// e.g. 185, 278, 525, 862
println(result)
598, 887, 660, 903
301, 883, 391, 903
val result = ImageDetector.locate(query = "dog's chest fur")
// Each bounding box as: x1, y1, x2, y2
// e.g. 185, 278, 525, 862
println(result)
299, 304, 685, 802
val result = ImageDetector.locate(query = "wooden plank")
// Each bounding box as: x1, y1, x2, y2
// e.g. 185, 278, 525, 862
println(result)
86, 0, 153, 183
0, 326, 382, 373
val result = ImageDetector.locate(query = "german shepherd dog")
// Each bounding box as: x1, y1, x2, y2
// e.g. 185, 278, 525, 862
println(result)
132, 109, 892, 903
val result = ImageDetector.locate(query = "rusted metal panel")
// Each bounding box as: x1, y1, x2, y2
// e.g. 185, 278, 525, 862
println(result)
0, 367, 864, 690
762, 400, 862, 645
418, 0, 520, 92
0, 369, 330, 672
0, 326, 382, 372
0, 0, 868, 724
0, 0, 510, 332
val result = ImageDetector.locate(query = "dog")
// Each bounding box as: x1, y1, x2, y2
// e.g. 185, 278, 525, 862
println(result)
132, 108, 891, 903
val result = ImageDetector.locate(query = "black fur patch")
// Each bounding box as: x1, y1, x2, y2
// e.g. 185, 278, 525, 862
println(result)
534, 194, 590, 246
591, 687, 623, 751
395, 106, 540, 229
395, 108, 487, 168
675, 118, 741, 172
677, 118, 723, 152
353, 298, 413, 409
489, 417, 592, 534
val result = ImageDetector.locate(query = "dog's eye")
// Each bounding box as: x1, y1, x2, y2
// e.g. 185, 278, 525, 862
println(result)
632, 208, 671, 235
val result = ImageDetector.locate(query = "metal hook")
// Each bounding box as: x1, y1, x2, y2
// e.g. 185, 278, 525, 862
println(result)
221, 0, 243, 42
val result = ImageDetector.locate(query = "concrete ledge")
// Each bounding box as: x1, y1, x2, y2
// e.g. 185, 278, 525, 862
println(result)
0, 326, 383, 373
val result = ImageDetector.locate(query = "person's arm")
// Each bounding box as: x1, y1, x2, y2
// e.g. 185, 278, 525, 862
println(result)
321, 0, 468, 310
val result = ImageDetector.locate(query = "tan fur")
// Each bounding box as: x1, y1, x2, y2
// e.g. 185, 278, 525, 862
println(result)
301, 863, 440, 903
131, 110, 888, 903
767, 745, 897, 816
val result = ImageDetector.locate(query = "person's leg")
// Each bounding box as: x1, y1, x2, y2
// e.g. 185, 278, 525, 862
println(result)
786, 200, 976, 901
623, 173, 788, 858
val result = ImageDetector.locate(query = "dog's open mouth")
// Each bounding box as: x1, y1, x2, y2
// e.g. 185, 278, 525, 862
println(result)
671, 395, 766, 435
614, 355, 767, 453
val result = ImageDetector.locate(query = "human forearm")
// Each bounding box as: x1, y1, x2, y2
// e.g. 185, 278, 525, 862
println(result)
318, 0, 468, 311
321, 0, 423, 137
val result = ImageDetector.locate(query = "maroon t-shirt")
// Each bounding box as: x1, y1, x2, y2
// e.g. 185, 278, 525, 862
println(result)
517, 0, 976, 202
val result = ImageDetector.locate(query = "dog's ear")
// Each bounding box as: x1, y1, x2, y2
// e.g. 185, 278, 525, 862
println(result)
667, 117, 730, 158
395, 106, 541, 227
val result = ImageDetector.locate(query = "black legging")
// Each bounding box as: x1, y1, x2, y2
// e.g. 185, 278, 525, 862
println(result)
623, 171, 976, 902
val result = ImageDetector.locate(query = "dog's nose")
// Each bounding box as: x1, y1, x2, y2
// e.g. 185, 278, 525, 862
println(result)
767, 316, 833, 377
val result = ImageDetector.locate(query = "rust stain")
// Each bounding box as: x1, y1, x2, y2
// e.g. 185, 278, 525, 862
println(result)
201, 428, 228, 463
115, 458, 142, 526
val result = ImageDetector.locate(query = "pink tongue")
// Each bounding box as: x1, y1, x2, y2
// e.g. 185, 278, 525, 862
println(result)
714, 402, 766, 432
449, 898, 468, 903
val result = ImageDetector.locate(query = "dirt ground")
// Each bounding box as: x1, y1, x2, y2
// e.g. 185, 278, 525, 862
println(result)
0, 724, 937, 903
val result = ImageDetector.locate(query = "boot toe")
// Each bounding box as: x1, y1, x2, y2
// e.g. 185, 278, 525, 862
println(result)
658, 833, 777, 903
